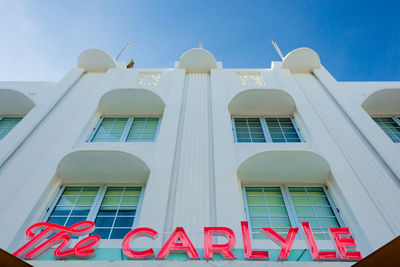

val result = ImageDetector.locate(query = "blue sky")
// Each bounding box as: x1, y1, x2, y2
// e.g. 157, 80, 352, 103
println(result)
0, 0, 399, 81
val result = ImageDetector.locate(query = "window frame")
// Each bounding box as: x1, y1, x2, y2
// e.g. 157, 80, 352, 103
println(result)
372, 116, 400, 143
232, 116, 304, 143
87, 116, 162, 142
0, 116, 23, 140
242, 184, 344, 239
43, 185, 145, 239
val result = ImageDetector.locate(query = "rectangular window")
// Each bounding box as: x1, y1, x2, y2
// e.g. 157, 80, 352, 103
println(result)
233, 117, 303, 143
0, 117, 22, 140
243, 185, 343, 240
89, 117, 161, 142
44, 185, 144, 239
372, 117, 400, 143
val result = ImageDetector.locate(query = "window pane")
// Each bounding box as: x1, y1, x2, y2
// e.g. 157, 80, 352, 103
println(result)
246, 196, 265, 205
114, 217, 134, 227
289, 187, 340, 240
94, 187, 141, 239
110, 229, 131, 239
66, 217, 87, 226
51, 206, 71, 216
265, 118, 301, 143
48, 217, 67, 225
91, 117, 128, 142
92, 229, 111, 239
95, 217, 114, 227
233, 118, 265, 143
71, 206, 91, 216
47, 187, 100, 227
373, 117, 400, 142
0, 117, 22, 140
245, 187, 291, 239
126, 117, 160, 142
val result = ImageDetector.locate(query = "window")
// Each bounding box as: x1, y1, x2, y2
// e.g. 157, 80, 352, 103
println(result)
232, 117, 303, 143
89, 117, 161, 142
44, 185, 144, 239
372, 117, 400, 143
0, 117, 22, 140
243, 186, 343, 240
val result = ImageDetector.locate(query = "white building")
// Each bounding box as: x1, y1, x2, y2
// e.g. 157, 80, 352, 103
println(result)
0, 47, 399, 266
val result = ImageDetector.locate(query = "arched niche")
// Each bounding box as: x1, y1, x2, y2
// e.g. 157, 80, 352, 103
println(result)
228, 89, 296, 116
0, 89, 35, 115
362, 89, 400, 116
56, 150, 150, 183
238, 150, 331, 183
78, 48, 116, 72
178, 48, 217, 72
282, 47, 321, 72
98, 88, 165, 116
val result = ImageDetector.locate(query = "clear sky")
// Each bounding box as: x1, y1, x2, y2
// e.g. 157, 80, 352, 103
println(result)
0, 0, 399, 81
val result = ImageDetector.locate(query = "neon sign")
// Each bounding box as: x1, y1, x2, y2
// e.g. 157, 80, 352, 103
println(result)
14, 221, 362, 261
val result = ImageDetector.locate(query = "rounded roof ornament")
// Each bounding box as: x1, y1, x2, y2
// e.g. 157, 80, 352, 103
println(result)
78, 48, 116, 72
282, 47, 321, 72
178, 48, 217, 72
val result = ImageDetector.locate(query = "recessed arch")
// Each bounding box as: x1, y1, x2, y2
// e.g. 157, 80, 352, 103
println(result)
56, 150, 150, 183
0, 89, 35, 115
362, 89, 400, 116
238, 150, 331, 183
282, 47, 321, 72
178, 48, 217, 72
98, 88, 165, 116
78, 48, 116, 72
228, 89, 296, 116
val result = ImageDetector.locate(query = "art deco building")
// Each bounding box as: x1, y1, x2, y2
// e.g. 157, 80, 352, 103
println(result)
0, 47, 399, 266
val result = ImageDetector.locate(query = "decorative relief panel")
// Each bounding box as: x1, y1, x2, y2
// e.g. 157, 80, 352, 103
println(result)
137, 72, 161, 87
237, 72, 264, 87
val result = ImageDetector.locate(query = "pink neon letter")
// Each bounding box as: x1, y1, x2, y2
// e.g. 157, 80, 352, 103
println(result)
204, 227, 236, 260
261, 227, 298, 260
330, 228, 362, 261
122, 228, 158, 260
156, 227, 200, 260
302, 222, 337, 261
240, 221, 268, 260
13, 221, 98, 260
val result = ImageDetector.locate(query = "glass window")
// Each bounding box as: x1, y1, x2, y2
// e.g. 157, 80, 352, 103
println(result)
372, 117, 400, 143
89, 117, 160, 142
234, 118, 265, 143
233, 117, 303, 143
0, 117, 22, 140
244, 185, 343, 240
45, 185, 144, 239
126, 117, 160, 142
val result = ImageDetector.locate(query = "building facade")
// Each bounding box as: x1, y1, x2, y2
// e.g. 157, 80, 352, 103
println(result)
0, 47, 399, 266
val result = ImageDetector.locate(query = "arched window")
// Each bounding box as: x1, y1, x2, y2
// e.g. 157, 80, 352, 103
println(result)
238, 151, 344, 240
89, 88, 165, 142
44, 150, 150, 239
362, 89, 400, 142
0, 89, 34, 140
228, 89, 303, 143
